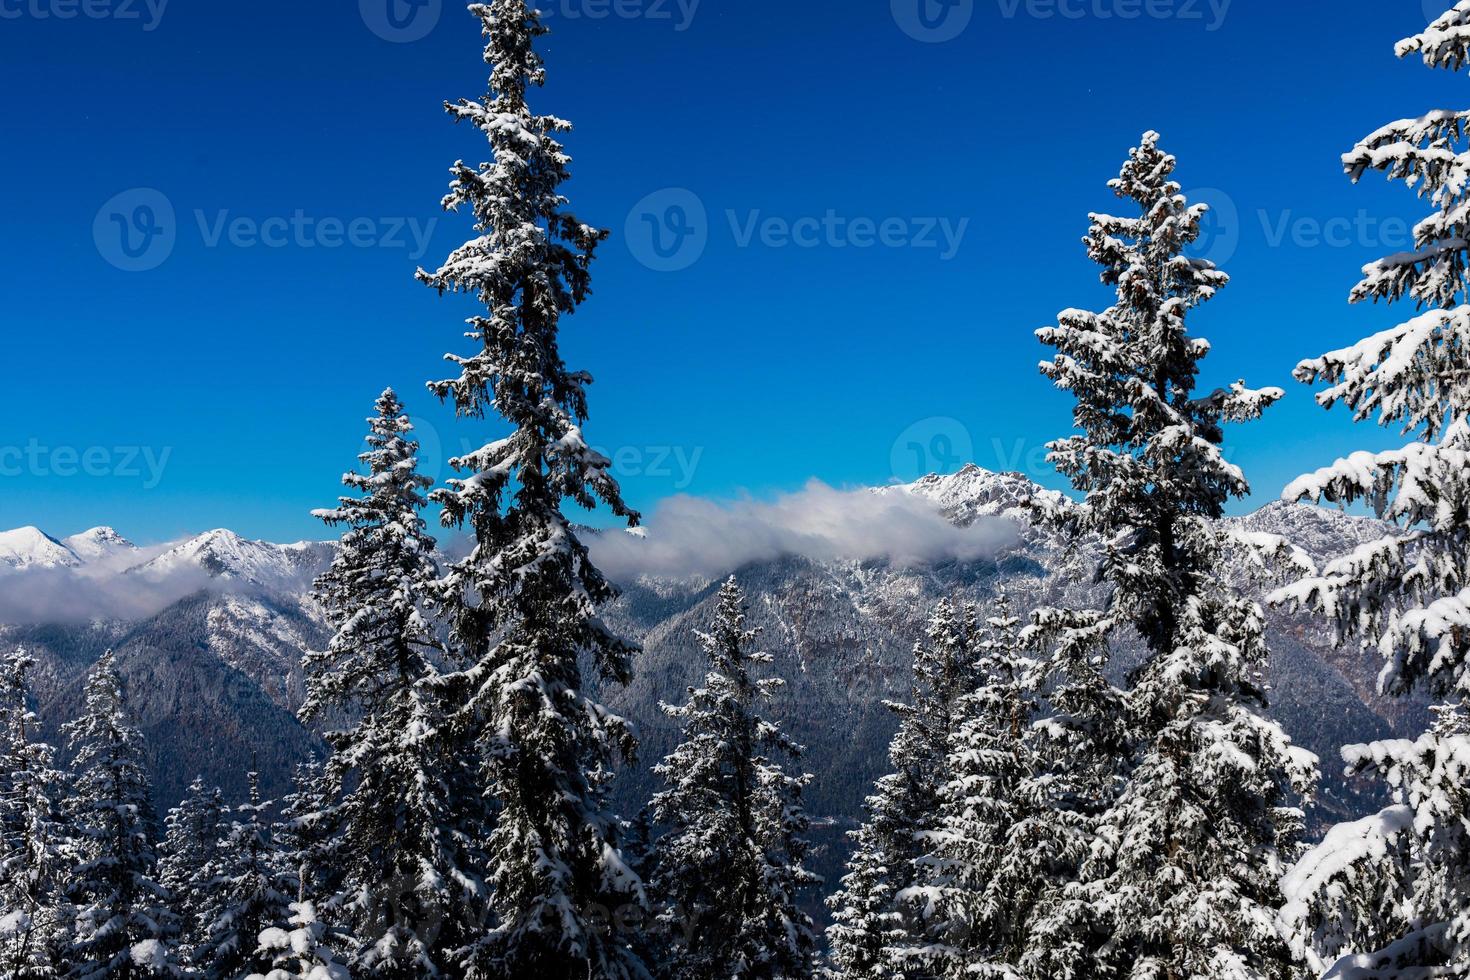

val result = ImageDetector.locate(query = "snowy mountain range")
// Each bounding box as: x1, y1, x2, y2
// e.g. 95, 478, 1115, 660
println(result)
0, 525, 134, 570
0, 466, 1418, 870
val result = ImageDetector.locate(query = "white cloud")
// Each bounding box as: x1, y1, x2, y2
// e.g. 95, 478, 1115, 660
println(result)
0, 541, 218, 625
589, 479, 1020, 582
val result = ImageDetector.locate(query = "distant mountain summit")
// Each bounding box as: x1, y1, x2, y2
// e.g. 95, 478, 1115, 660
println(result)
128, 528, 332, 591
887, 463, 1070, 524
61, 527, 139, 563
0, 526, 89, 570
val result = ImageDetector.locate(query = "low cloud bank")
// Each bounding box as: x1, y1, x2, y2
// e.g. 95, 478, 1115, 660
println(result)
0, 544, 218, 626
589, 480, 1020, 583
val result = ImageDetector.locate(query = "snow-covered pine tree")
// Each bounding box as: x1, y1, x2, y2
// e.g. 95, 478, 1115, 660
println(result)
0, 648, 71, 980
1013, 606, 1128, 980
1032, 132, 1318, 980
274, 761, 337, 908
158, 776, 229, 965
1281, 705, 1470, 980
1271, 1, 1470, 711
246, 902, 350, 980
307, 388, 483, 977
827, 598, 981, 980
648, 577, 819, 980
1270, 7, 1470, 976
193, 773, 294, 980
416, 3, 648, 976
895, 592, 1042, 979
62, 650, 180, 979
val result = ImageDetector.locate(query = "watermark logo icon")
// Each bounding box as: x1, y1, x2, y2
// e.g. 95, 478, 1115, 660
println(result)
94, 189, 176, 272
893, 0, 974, 42
891, 417, 974, 483
1185, 186, 1239, 267
361, 0, 441, 42
626, 188, 708, 272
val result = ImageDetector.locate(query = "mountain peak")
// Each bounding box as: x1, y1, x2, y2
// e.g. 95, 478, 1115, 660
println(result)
893, 465, 1070, 526
0, 526, 82, 570
62, 526, 139, 562
133, 528, 331, 591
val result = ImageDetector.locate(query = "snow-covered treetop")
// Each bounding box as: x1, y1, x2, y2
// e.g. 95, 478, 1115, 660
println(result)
1039, 132, 1281, 656
1398, 1, 1470, 70
1277, 27, 1470, 700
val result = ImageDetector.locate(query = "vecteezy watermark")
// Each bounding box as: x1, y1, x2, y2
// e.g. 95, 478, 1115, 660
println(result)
1186, 186, 1240, 266
94, 189, 440, 271
94, 189, 177, 273
1184, 187, 1416, 267
625, 189, 970, 271
592, 444, 704, 490
892, 0, 975, 42
626, 188, 709, 272
0, 0, 169, 30
405, 417, 704, 490
359, 0, 441, 42
727, 210, 969, 260
891, 417, 975, 483
539, 0, 701, 31
0, 441, 172, 489
995, 0, 1232, 31
193, 210, 438, 259
1257, 209, 1413, 252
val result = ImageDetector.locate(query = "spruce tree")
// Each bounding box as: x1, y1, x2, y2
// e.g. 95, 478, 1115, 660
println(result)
827, 599, 981, 980
897, 593, 1043, 979
192, 774, 294, 980
416, 3, 648, 976
0, 648, 71, 980
1031, 132, 1317, 980
158, 776, 229, 966
274, 761, 337, 908
1012, 606, 1128, 980
1272, 6, 1470, 976
648, 577, 819, 980
308, 388, 483, 977
62, 650, 180, 979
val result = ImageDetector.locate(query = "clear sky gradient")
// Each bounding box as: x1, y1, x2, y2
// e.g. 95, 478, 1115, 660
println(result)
1, 0, 1458, 543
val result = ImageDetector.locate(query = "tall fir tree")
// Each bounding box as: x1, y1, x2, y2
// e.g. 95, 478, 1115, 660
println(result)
648, 577, 819, 980
1030, 132, 1317, 980
0, 648, 71, 980
416, 3, 648, 976
193, 774, 294, 980
1273, 6, 1470, 976
62, 650, 180, 979
158, 776, 229, 967
827, 598, 981, 980
308, 388, 483, 977
897, 593, 1044, 979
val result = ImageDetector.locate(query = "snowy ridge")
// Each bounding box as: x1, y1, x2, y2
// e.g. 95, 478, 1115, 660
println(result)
0, 526, 83, 570
61, 527, 138, 563
888, 463, 1071, 525
128, 529, 333, 591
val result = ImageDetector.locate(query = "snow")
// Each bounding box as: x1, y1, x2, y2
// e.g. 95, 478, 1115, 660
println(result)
1282, 805, 1415, 923
131, 529, 333, 591
0, 526, 82, 570
61, 526, 138, 562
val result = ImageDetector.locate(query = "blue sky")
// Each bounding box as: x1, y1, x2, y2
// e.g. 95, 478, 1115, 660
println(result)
0, 0, 1459, 543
